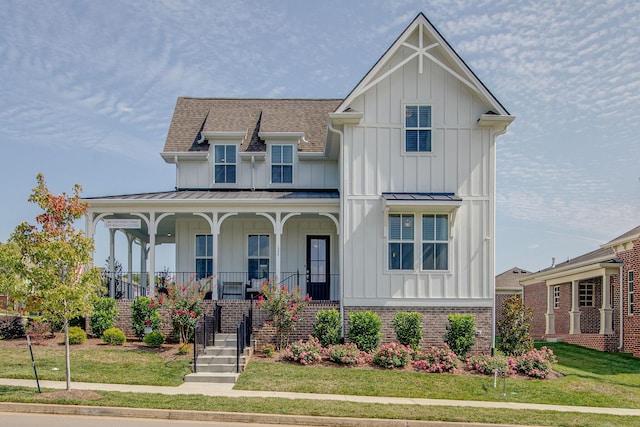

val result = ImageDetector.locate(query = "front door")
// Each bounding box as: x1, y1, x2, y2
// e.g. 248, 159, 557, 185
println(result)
307, 236, 330, 300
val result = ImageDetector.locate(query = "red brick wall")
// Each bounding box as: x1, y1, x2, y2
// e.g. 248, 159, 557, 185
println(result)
523, 281, 547, 339
617, 237, 640, 356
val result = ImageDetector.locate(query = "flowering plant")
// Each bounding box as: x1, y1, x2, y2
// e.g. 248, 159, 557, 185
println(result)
372, 342, 414, 369
282, 336, 323, 365
412, 345, 458, 373
162, 275, 208, 343
513, 346, 557, 379
466, 354, 515, 376
326, 343, 371, 365
131, 296, 162, 340
256, 281, 310, 349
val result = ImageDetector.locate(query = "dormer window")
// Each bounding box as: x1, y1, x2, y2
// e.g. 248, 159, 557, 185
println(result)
404, 105, 432, 153
271, 145, 293, 184
214, 145, 236, 183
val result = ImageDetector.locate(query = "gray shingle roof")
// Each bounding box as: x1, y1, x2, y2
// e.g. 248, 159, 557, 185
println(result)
163, 98, 343, 154
495, 267, 530, 290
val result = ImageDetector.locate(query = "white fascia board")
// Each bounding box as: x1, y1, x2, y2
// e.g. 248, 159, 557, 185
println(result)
477, 114, 516, 128
384, 200, 462, 211
601, 234, 640, 251
328, 112, 363, 125
259, 132, 305, 141
160, 152, 209, 163
521, 260, 621, 286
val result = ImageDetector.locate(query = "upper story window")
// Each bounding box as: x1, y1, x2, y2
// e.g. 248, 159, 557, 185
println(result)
388, 214, 414, 270
422, 214, 449, 271
214, 145, 236, 183
405, 105, 432, 153
195, 234, 213, 279
271, 145, 293, 183
629, 271, 635, 314
579, 283, 594, 307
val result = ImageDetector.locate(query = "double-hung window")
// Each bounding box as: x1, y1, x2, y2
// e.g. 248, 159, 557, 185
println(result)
195, 234, 213, 279
388, 214, 414, 270
629, 271, 635, 314
422, 214, 448, 270
271, 145, 293, 183
248, 235, 270, 280
214, 145, 236, 183
405, 105, 432, 152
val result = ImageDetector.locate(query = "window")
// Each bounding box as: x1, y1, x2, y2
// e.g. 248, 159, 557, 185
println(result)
214, 145, 236, 183
554, 286, 560, 309
195, 234, 213, 279
405, 105, 432, 152
388, 214, 414, 270
579, 283, 594, 307
422, 214, 448, 270
271, 145, 293, 183
629, 271, 635, 314
248, 235, 270, 280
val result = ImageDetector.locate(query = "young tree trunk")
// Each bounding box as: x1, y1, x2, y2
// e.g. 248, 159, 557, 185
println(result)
64, 320, 71, 390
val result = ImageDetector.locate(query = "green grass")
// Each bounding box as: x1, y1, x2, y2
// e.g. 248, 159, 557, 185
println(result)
0, 346, 191, 386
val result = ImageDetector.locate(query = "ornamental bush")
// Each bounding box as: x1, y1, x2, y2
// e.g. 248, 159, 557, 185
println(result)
392, 311, 423, 350
163, 275, 207, 343
372, 342, 413, 368
89, 297, 119, 338
101, 327, 126, 346
326, 343, 371, 365
67, 326, 87, 345
412, 346, 458, 373
131, 296, 162, 340
282, 336, 323, 365
466, 354, 513, 376
443, 313, 476, 358
312, 309, 342, 347
0, 315, 25, 340
497, 295, 534, 356
143, 331, 165, 347
347, 311, 382, 352
257, 281, 311, 349
514, 346, 557, 379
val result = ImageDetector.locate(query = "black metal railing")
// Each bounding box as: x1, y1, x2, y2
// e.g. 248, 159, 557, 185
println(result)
192, 303, 221, 372
235, 301, 253, 373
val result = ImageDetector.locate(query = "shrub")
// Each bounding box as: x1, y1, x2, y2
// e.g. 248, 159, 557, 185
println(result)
262, 344, 276, 358
373, 342, 413, 369
443, 313, 476, 358
257, 281, 311, 349
413, 346, 458, 373
282, 336, 323, 365
514, 347, 557, 379
347, 311, 382, 352
497, 295, 534, 356
163, 275, 207, 344
67, 326, 87, 345
131, 296, 163, 340
178, 343, 190, 355
0, 315, 25, 340
326, 343, 370, 365
143, 331, 165, 347
89, 297, 119, 338
312, 309, 342, 347
25, 318, 51, 344
102, 327, 126, 346
392, 311, 423, 350
466, 354, 513, 376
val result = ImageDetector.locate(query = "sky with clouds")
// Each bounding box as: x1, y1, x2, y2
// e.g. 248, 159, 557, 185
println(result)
1, 0, 638, 274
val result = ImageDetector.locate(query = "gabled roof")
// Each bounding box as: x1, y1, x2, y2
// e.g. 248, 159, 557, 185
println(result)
337, 12, 510, 116
163, 98, 342, 154
496, 267, 530, 291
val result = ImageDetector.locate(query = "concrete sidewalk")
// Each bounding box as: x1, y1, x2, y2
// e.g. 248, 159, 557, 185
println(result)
1, 377, 639, 418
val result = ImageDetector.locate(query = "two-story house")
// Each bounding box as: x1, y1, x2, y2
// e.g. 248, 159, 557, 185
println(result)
85, 13, 514, 349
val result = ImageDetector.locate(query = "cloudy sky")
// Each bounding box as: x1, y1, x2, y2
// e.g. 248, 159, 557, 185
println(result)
1, 0, 638, 274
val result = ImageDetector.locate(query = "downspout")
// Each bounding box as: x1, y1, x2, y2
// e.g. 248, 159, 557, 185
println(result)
174, 155, 179, 190
251, 155, 256, 191
618, 265, 624, 350
328, 120, 345, 339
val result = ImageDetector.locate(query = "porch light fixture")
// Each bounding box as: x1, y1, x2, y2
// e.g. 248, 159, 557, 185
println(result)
404, 218, 412, 228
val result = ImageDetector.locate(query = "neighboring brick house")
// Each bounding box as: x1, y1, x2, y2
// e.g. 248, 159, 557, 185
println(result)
521, 226, 640, 356
495, 267, 529, 327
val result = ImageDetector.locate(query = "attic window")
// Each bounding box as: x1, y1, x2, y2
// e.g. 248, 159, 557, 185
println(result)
214, 145, 236, 184
405, 105, 432, 153
271, 145, 293, 184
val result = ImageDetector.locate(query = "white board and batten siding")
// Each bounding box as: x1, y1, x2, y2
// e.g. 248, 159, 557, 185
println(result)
341, 38, 495, 307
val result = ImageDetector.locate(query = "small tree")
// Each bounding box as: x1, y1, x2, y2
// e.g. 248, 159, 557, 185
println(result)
497, 295, 534, 356
444, 313, 476, 358
131, 296, 162, 340
163, 275, 208, 343
4, 174, 101, 390
256, 281, 310, 349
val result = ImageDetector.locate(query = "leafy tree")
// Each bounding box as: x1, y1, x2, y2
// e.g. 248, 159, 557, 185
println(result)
497, 295, 534, 356
4, 174, 101, 390
0, 241, 21, 299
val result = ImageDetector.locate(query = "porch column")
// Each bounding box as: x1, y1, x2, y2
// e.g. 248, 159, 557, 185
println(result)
127, 234, 134, 299
258, 212, 300, 284
545, 284, 556, 335
570, 280, 581, 334
139, 240, 148, 290
148, 212, 156, 298
109, 228, 116, 298
600, 274, 613, 334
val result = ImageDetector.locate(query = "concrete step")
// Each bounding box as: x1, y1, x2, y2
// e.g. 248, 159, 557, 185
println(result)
196, 355, 245, 365
202, 347, 237, 356
184, 372, 239, 384
194, 363, 239, 373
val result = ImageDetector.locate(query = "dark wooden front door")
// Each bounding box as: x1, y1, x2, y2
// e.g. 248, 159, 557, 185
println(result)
307, 236, 330, 300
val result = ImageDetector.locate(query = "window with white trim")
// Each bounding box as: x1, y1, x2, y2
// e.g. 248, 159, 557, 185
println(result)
422, 214, 448, 270
629, 271, 634, 314
388, 214, 414, 270
554, 286, 560, 309
271, 145, 293, 183
195, 234, 213, 279
404, 105, 432, 152
579, 283, 594, 307
214, 145, 236, 183
248, 235, 270, 280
